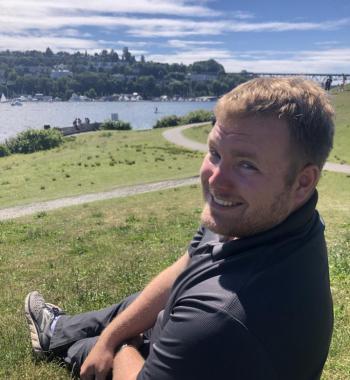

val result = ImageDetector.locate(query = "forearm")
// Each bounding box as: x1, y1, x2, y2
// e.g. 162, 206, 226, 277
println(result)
98, 253, 189, 349
113, 345, 145, 380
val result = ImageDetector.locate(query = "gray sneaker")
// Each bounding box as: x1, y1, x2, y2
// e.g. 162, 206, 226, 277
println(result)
24, 291, 65, 358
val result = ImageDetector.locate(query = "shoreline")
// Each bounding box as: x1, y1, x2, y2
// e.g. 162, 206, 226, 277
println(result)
0, 100, 216, 142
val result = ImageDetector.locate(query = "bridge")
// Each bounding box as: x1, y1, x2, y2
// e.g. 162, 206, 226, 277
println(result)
235, 72, 349, 84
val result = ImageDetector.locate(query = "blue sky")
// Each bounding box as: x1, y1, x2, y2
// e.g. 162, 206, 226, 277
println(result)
0, 0, 349, 73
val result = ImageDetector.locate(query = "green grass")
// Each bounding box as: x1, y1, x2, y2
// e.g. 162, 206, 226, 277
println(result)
0, 129, 203, 208
183, 90, 350, 165
0, 172, 349, 379
0, 184, 203, 379
182, 123, 211, 144
316, 172, 350, 379
329, 89, 350, 164
0, 91, 349, 378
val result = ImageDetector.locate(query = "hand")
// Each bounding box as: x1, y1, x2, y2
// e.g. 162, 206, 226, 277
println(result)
80, 341, 115, 380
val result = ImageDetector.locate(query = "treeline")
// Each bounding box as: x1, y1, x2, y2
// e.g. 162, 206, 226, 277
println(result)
0, 48, 252, 100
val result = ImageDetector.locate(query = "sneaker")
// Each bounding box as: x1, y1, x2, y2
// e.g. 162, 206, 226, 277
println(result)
24, 291, 65, 358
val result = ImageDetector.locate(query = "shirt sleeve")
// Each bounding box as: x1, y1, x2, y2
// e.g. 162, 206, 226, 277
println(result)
137, 296, 277, 380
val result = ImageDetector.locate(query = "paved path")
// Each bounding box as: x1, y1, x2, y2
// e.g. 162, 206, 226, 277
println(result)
1, 122, 348, 221
163, 124, 350, 174
0, 177, 199, 221
163, 122, 208, 153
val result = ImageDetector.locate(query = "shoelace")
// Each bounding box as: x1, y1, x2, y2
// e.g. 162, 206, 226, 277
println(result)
50, 306, 65, 316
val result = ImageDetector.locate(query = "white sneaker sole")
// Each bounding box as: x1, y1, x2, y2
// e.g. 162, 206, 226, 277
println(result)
24, 292, 46, 358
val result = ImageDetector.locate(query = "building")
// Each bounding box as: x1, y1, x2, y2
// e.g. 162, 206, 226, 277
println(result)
50, 69, 73, 79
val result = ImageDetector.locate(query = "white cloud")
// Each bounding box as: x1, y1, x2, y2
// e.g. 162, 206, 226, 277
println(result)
0, 32, 151, 54
0, 0, 349, 74
123, 18, 350, 38
225, 19, 350, 33
115, 41, 149, 47
167, 39, 223, 48
60, 29, 92, 38
1, 0, 349, 39
0, 0, 220, 18
315, 40, 340, 46
149, 47, 234, 64
149, 47, 350, 74
0, 34, 99, 52
229, 10, 255, 20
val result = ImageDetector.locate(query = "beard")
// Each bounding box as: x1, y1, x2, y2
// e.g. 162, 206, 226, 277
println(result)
200, 187, 293, 239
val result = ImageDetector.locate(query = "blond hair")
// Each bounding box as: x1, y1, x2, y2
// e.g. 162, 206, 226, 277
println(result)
215, 77, 335, 170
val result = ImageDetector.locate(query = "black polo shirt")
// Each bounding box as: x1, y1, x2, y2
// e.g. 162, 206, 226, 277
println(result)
138, 191, 333, 380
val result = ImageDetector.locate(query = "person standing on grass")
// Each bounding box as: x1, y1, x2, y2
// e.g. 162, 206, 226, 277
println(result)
325, 76, 332, 91
24, 77, 334, 380
340, 74, 346, 92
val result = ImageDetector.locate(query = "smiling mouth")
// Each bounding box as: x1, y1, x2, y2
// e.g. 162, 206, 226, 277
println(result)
211, 194, 243, 208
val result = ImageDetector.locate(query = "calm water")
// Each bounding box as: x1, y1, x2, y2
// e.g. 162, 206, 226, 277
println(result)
0, 101, 215, 142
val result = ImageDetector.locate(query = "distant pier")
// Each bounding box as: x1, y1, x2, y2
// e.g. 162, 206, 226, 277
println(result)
45, 122, 101, 136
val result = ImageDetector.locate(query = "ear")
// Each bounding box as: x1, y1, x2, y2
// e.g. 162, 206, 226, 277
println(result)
293, 164, 320, 207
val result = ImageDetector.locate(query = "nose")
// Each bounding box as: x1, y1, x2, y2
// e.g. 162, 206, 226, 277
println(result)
208, 160, 234, 190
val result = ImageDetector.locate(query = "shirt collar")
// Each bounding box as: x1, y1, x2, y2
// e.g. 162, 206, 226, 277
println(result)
210, 190, 320, 261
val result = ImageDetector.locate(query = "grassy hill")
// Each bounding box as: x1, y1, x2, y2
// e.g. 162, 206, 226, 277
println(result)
0, 129, 203, 208
183, 88, 350, 165
0, 86, 349, 379
0, 172, 348, 379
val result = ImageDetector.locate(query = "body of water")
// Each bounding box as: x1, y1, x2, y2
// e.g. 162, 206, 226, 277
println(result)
0, 101, 215, 142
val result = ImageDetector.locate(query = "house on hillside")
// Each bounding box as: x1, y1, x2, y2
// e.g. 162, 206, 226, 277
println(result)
187, 73, 218, 82
50, 69, 73, 79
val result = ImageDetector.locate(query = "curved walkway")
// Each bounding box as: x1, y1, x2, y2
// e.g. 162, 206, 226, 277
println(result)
0, 177, 199, 221
0, 123, 348, 221
163, 124, 350, 175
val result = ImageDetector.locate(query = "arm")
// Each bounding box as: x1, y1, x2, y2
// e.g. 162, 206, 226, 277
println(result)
134, 305, 276, 380
80, 252, 190, 380
112, 338, 145, 380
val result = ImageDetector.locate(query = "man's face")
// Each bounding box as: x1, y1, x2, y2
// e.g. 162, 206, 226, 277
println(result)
200, 115, 299, 238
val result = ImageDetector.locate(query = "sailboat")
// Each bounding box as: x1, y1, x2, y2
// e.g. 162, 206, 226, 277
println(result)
0, 93, 8, 103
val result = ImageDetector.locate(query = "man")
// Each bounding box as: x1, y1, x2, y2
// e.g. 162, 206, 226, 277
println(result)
24, 77, 334, 380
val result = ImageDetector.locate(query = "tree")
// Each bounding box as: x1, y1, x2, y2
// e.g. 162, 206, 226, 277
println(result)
134, 75, 156, 97
211, 80, 229, 96
100, 49, 108, 61
110, 49, 119, 62
45, 47, 54, 57
122, 47, 132, 63
0, 49, 250, 99
85, 88, 97, 99
168, 80, 187, 97
190, 59, 225, 75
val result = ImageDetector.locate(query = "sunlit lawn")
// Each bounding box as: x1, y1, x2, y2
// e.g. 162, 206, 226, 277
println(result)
183, 87, 350, 166
0, 86, 349, 379
0, 128, 203, 208
0, 172, 348, 379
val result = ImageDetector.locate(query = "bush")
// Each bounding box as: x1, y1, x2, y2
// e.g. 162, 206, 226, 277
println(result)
0, 144, 11, 157
153, 110, 214, 129
153, 115, 181, 129
6, 129, 64, 154
181, 109, 214, 124
100, 120, 132, 130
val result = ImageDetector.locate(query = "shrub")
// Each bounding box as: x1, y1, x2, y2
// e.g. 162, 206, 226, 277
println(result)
181, 109, 214, 124
0, 144, 11, 157
153, 115, 181, 129
6, 129, 63, 154
153, 110, 213, 129
100, 120, 132, 130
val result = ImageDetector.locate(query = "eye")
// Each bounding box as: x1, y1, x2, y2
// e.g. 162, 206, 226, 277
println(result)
239, 161, 258, 171
209, 148, 220, 161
